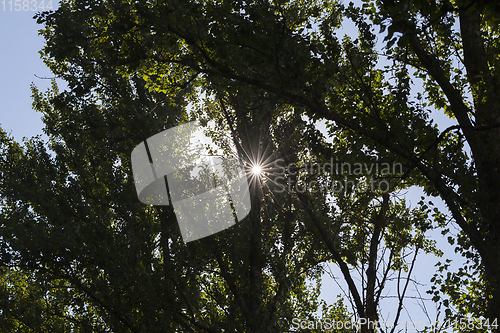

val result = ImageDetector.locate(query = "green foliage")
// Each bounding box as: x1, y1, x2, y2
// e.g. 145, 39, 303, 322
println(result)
2, 0, 500, 331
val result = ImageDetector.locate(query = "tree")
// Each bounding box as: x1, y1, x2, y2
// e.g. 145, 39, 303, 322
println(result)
35, 0, 500, 324
1, 73, 350, 331
1, 0, 497, 331
0, 81, 438, 333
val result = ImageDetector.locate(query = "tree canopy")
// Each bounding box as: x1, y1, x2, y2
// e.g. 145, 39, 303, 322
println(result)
1, 0, 500, 332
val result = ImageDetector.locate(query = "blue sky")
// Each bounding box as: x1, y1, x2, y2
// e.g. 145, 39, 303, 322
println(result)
0, 4, 59, 141
0, 3, 466, 330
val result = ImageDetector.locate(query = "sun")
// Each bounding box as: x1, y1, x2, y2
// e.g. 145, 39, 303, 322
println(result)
251, 165, 262, 175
